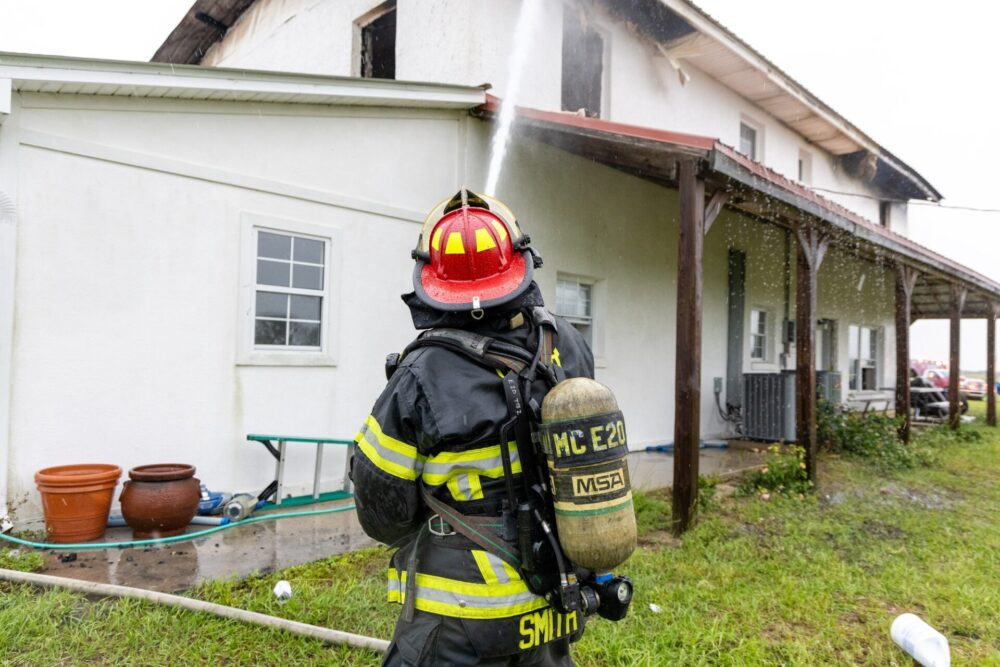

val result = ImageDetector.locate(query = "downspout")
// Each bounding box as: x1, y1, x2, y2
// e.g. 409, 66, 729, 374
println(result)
0, 78, 15, 531
782, 229, 792, 369
0, 189, 14, 532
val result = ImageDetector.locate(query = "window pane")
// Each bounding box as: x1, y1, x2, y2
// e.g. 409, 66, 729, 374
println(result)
293, 237, 325, 264
290, 295, 321, 321
293, 264, 323, 290
848, 325, 860, 361
256, 291, 288, 318
867, 328, 878, 360
255, 320, 287, 345
740, 123, 757, 158
289, 322, 321, 347
556, 279, 591, 319
257, 259, 290, 287
258, 232, 291, 260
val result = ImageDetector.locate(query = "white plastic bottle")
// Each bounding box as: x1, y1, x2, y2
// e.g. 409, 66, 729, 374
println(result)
891, 613, 950, 667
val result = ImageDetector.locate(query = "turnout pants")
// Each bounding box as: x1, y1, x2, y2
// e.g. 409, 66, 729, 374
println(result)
382, 609, 575, 666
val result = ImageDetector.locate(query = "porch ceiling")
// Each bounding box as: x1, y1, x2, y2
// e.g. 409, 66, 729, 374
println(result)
473, 98, 1000, 320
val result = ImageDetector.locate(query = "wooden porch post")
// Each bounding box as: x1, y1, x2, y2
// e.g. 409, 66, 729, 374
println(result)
895, 266, 919, 442
795, 227, 828, 483
671, 159, 705, 536
949, 284, 967, 430
988, 303, 998, 427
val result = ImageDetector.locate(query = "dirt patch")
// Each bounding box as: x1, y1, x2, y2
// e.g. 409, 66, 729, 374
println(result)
877, 482, 957, 509
861, 519, 905, 540
637, 530, 681, 549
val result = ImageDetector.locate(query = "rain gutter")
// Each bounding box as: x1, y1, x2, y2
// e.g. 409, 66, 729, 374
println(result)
0, 77, 14, 530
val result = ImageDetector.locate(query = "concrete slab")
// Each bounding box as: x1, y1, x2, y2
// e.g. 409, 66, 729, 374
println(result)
37, 448, 766, 592
627, 447, 767, 492
39, 498, 374, 593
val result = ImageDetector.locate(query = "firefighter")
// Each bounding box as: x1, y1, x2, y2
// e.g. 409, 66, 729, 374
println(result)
351, 190, 595, 665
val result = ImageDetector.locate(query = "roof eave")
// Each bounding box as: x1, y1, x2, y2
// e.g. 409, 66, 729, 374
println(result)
0, 52, 486, 109
651, 0, 942, 202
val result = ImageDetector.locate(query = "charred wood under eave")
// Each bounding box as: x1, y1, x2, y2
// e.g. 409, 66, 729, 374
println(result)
151, 0, 257, 65
597, 0, 697, 45
837, 149, 929, 201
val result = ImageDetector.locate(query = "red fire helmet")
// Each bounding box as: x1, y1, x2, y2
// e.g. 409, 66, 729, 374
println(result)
412, 189, 538, 315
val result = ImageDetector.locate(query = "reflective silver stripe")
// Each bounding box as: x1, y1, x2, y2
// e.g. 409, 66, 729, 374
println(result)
456, 474, 472, 501
359, 425, 424, 472
415, 583, 540, 610
483, 552, 511, 584
423, 445, 519, 479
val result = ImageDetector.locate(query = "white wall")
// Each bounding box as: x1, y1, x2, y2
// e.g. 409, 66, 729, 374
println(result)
5, 92, 464, 523
3, 87, 902, 526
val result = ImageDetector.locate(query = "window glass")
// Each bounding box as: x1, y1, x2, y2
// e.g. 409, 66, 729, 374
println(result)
750, 309, 767, 360
739, 123, 757, 159
848, 325, 878, 390
556, 277, 594, 346
254, 229, 326, 348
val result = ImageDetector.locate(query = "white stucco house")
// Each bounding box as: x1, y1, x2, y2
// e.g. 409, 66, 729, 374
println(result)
1, 0, 997, 529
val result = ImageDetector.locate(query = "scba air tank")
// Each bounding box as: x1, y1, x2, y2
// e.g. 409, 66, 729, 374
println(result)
539, 378, 637, 571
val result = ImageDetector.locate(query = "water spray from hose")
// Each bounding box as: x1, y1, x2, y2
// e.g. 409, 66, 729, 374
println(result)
484, 0, 544, 197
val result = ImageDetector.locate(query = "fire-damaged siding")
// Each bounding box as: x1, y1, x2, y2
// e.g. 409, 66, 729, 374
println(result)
196, 0, 892, 230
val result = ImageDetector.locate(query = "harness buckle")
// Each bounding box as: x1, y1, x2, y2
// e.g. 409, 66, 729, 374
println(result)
427, 513, 456, 537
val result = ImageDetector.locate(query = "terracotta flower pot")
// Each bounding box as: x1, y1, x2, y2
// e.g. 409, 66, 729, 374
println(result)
120, 464, 200, 539
35, 464, 121, 543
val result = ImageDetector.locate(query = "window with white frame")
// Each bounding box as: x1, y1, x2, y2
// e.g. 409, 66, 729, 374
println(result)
739, 121, 759, 160
749, 309, 769, 360
556, 277, 594, 346
848, 325, 879, 390
254, 230, 327, 349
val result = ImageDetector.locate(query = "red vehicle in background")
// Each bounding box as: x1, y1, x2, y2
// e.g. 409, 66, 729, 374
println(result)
920, 367, 985, 401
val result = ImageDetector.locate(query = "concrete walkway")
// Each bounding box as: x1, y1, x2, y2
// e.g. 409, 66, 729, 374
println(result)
38, 448, 765, 592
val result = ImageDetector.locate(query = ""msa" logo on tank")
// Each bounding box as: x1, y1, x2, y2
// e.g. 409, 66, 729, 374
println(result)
572, 468, 626, 497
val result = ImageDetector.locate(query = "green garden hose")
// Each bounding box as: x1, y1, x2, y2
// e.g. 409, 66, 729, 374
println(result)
0, 503, 356, 550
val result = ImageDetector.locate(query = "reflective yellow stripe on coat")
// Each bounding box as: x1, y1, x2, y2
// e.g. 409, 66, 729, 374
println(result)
355, 415, 424, 481
387, 567, 547, 620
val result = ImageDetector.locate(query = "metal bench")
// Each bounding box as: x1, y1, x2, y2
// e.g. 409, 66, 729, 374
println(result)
246, 434, 355, 506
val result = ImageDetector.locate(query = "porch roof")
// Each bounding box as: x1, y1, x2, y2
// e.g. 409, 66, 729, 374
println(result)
473, 97, 1000, 320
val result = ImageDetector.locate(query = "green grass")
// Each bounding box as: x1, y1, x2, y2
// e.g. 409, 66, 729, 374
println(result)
3, 420, 1000, 665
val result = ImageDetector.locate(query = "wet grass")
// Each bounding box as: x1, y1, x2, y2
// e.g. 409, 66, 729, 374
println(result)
2, 414, 999, 665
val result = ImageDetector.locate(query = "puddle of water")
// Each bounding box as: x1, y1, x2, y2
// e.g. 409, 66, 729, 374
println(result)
41, 500, 374, 593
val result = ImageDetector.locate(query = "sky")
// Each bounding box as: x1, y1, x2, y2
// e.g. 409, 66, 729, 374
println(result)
1, 0, 997, 367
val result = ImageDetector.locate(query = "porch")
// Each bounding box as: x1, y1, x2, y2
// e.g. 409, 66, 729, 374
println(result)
477, 98, 1000, 534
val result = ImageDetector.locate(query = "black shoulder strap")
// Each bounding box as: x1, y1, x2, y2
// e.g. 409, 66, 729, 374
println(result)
401, 328, 530, 374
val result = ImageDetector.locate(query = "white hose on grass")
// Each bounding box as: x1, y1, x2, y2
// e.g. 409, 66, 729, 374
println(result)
0, 568, 390, 654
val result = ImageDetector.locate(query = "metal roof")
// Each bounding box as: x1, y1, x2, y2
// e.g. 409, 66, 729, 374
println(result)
0, 52, 486, 109
473, 97, 996, 319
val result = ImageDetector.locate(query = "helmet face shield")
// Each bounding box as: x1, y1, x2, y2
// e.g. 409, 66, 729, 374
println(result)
412, 190, 535, 314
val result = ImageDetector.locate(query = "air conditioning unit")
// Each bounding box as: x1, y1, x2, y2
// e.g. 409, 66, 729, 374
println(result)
743, 371, 796, 442
817, 371, 842, 402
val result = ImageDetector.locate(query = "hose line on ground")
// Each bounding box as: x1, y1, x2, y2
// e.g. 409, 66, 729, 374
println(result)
0, 567, 389, 654
0, 503, 357, 550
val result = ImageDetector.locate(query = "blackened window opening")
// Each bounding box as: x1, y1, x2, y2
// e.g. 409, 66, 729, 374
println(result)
361, 5, 396, 79
561, 9, 604, 118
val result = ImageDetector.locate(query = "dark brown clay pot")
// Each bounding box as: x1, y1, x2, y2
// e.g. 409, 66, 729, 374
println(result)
120, 464, 200, 539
